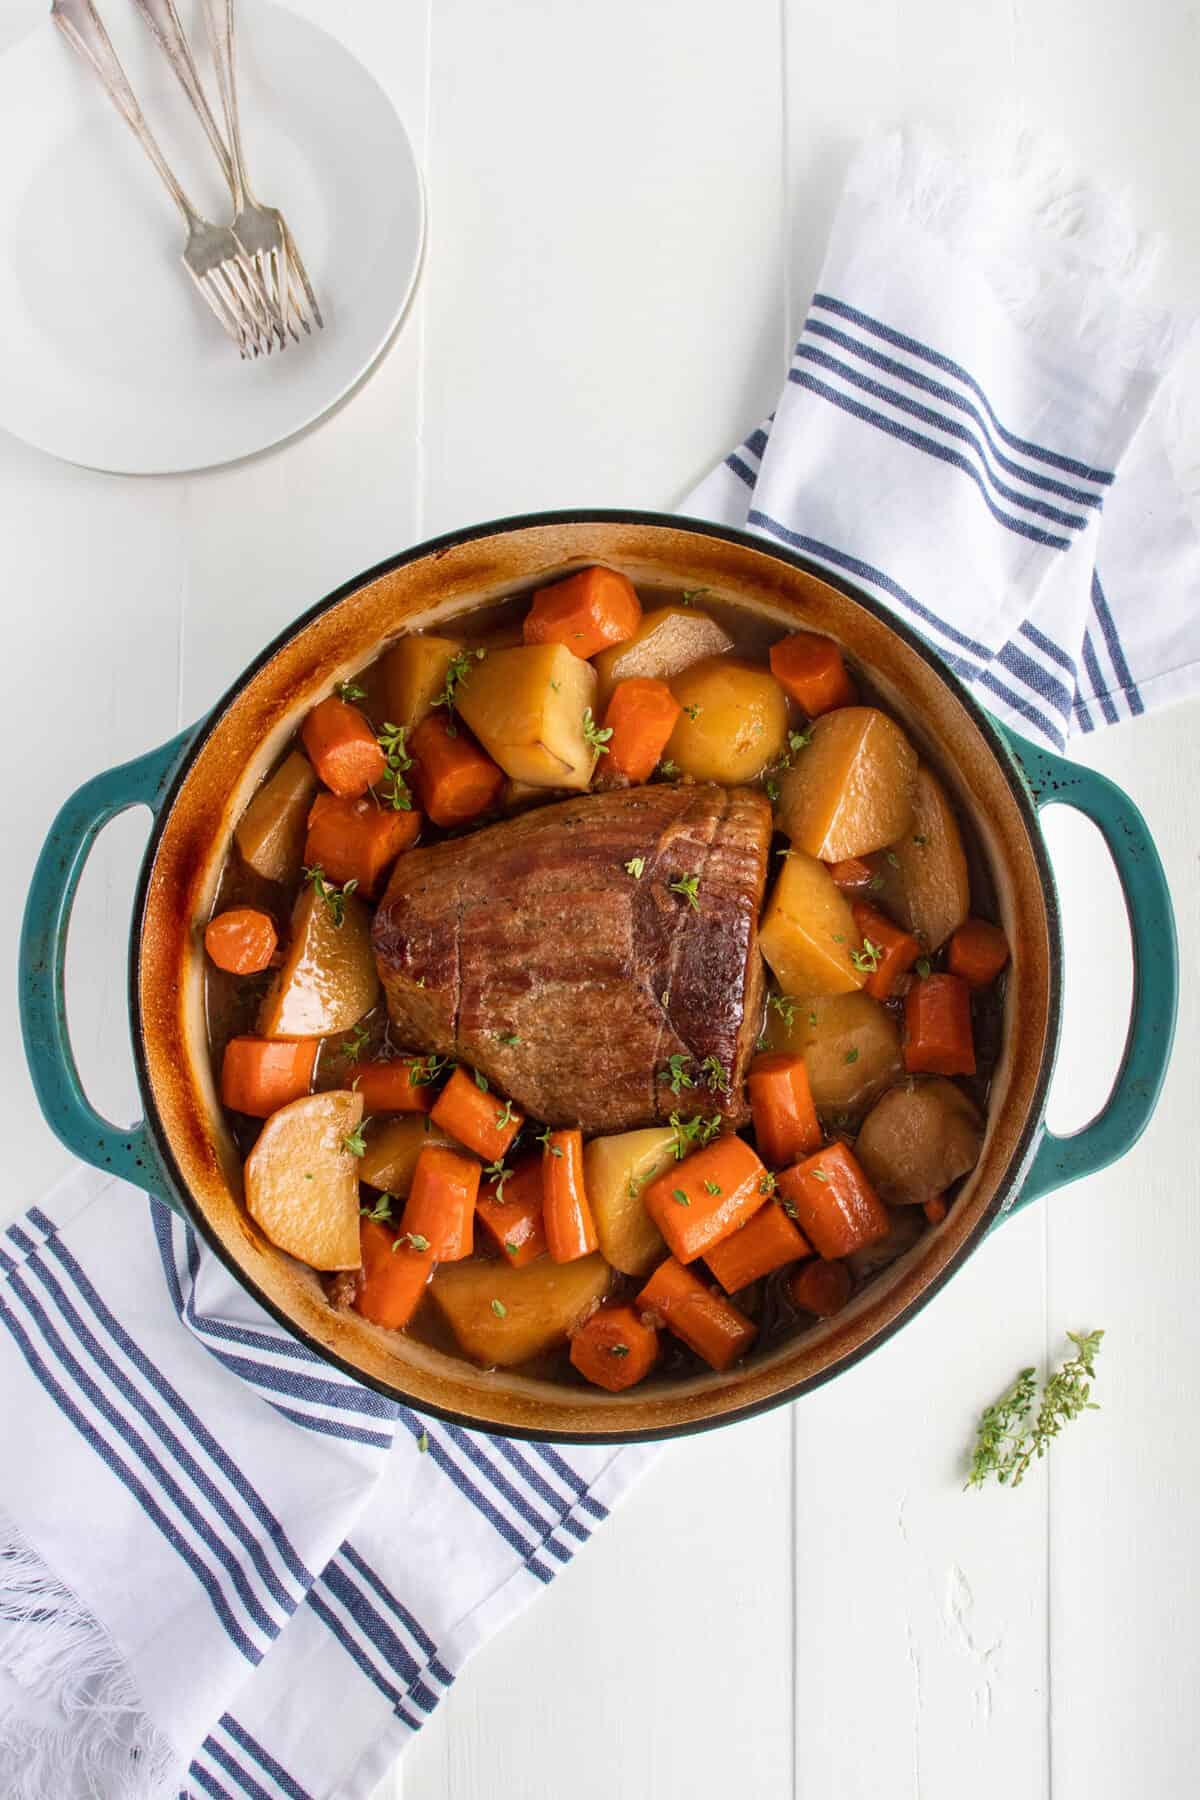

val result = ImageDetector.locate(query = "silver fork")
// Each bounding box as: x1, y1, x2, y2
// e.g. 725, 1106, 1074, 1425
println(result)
200, 0, 323, 340
51, 0, 275, 355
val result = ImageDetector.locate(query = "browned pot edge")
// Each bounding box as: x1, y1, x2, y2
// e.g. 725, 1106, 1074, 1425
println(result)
128, 510, 1063, 1443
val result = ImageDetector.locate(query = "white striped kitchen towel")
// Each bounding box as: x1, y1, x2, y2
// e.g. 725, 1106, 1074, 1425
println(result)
688, 127, 1200, 745
2, 124, 1197, 1800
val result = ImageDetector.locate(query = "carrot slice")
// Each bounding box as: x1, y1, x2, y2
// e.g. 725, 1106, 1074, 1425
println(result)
523, 566, 642, 660
476, 1158, 547, 1268
947, 918, 1010, 988
776, 1141, 890, 1258
904, 973, 976, 1075
598, 678, 682, 785
570, 1302, 659, 1391
704, 1202, 810, 1294
789, 1258, 852, 1318
768, 632, 856, 715
204, 907, 278, 976
301, 696, 387, 799
220, 1037, 317, 1117
399, 1145, 480, 1261
430, 1067, 523, 1162
409, 713, 504, 829
636, 1257, 756, 1371
748, 1052, 822, 1167
923, 1195, 949, 1226
303, 793, 421, 897
643, 1135, 768, 1264
542, 1129, 600, 1263
351, 1059, 436, 1115
825, 856, 875, 892
354, 1217, 435, 1330
851, 899, 921, 1000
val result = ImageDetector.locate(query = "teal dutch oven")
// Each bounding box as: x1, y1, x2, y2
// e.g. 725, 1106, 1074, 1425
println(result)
17, 514, 1179, 1441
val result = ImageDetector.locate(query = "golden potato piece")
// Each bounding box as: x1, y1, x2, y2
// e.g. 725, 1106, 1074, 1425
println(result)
380, 635, 462, 733
431, 1254, 610, 1367
455, 643, 598, 790
593, 605, 733, 704
245, 1091, 363, 1269
765, 990, 902, 1116
258, 884, 378, 1039
234, 751, 317, 886
759, 849, 866, 997
869, 766, 970, 950
583, 1127, 675, 1275
855, 1078, 984, 1205
358, 1115, 457, 1196
777, 707, 917, 861
664, 657, 789, 785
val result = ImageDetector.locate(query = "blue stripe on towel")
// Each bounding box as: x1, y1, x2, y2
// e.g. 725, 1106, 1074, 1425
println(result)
217, 1719, 312, 1800
1082, 630, 1120, 724
1091, 573, 1144, 715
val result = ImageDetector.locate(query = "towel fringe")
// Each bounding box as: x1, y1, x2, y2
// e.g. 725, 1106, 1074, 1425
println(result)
0, 1510, 183, 1800
845, 125, 1195, 376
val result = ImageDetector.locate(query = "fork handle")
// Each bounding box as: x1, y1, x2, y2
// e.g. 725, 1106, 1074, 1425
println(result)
129, 0, 235, 195
199, 0, 252, 205
51, 0, 199, 227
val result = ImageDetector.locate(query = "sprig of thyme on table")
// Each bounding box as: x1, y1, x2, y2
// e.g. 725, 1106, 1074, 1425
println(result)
966, 1330, 1104, 1490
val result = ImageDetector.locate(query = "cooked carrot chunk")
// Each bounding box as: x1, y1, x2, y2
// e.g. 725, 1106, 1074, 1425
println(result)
704, 1202, 810, 1293
303, 793, 420, 897
636, 1257, 756, 1371
826, 856, 875, 892
400, 1145, 480, 1261
204, 907, 278, 976
904, 973, 976, 1075
542, 1129, 600, 1263
851, 899, 921, 1000
776, 1140, 890, 1259
598, 678, 682, 785
523, 566, 642, 660
430, 1067, 523, 1162
220, 1037, 316, 1117
947, 918, 1010, 989
570, 1303, 659, 1391
351, 1059, 436, 1115
354, 1217, 435, 1330
476, 1158, 547, 1268
789, 1258, 852, 1318
769, 632, 856, 715
301, 696, 387, 799
748, 1052, 822, 1167
409, 713, 504, 829
643, 1135, 767, 1264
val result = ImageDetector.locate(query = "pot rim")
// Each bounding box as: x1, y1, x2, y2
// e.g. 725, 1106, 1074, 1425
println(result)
128, 507, 1062, 1443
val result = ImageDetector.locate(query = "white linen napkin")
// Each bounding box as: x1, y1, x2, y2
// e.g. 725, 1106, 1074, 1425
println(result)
3, 125, 1195, 1800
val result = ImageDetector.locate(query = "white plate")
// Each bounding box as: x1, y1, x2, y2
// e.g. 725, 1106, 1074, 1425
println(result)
0, 3, 424, 474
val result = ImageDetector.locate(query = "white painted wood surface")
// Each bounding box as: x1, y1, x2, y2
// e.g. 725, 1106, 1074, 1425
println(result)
1, 0, 1197, 1795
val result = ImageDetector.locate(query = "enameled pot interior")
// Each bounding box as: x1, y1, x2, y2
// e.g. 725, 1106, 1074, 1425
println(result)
135, 516, 1057, 1441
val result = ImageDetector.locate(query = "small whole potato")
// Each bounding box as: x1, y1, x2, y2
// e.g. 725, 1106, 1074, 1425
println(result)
855, 1077, 984, 1205
665, 657, 789, 784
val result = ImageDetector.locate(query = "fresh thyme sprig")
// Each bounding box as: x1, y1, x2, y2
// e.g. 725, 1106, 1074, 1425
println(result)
303, 864, 358, 928
966, 1330, 1104, 1490
431, 649, 486, 735
582, 709, 613, 756
376, 722, 414, 810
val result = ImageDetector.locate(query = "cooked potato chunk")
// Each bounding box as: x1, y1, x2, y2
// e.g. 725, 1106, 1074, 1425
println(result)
245, 1091, 363, 1269
776, 707, 917, 860
592, 605, 733, 704
358, 1115, 457, 1196
431, 1254, 610, 1366
855, 1078, 984, 1205
258, 884, 378, 1039
234, 751, 317, 886
868, 766, 970, 949
759, 850, 866, 997
766, 991, 903, 1115
380, 635, 462, 733
664, 657, 789, 784
455, 643, 598, 790
583, 1128, 675, 1275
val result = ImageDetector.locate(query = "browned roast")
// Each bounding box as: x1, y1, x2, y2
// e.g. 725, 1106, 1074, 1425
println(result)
372, 784, 772, 1134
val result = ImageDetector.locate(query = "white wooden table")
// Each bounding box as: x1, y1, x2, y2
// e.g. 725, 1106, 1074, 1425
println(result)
2, 0, 1197, 1795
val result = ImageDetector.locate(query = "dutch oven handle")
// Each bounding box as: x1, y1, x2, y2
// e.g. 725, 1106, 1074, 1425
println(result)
19, 727, 200, 1211
999, 727, 1178, 1217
